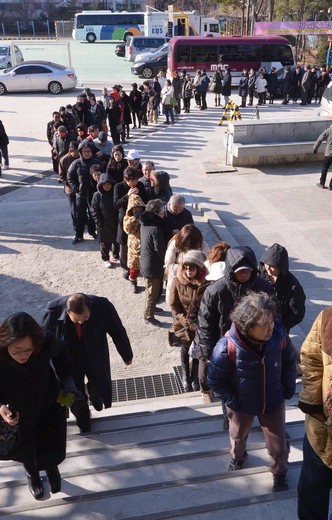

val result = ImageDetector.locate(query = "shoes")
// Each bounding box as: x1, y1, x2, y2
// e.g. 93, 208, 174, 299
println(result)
329, 186, 332, 191
72, 237, 84, 245
26, 471, 44, 500
228, 458, 244, 471
2, 164, 8, 170
163, 121, 170, 124
103, 260, 112, 268
154, 306, 164, 315
130, 279, 138, 293
71, 398, 91, 433
273, 473, 288, 492
90, 232, 98, 240
46, 466, 61, 494
90, 396, 103, 412
111, 256, 120, 263
143, 317, 160, 326
122, 270, 130, 280
317, 183, 325, 188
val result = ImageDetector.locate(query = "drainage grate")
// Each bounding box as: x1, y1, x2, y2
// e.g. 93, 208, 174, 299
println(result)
112, 366, 185, 402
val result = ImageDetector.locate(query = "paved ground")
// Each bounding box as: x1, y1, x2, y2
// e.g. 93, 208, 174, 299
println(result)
0, 83, 331, 378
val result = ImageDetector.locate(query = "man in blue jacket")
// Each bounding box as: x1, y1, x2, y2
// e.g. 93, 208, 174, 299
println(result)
207, 291, 296, 492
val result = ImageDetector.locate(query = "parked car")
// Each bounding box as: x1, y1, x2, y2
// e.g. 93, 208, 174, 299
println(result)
131, 53, 167, 79
134, 42, 169, 63
0, 61, 77, 95
125, 36, 169, 62
115, 43, 125, 57
0, 44, 24, 69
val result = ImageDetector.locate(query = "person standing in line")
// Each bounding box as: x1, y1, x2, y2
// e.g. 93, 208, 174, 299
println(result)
208, 292, 296, 491
59, 141, 80, 234
161, 79, 175, 125
238, 69, 249, 108
281, 67, 292, 104
313, 123, 332, 189
221, 66, 232, 108
0, 312, 77, 500
123, 193, 146, 293
199, 70, 210, 110
43, 293, 133, 434
247, 68, 257, 106
212, 67, 223, 107
259, 243, 306, 332
140, 199, 168, 326
192, 69, 202, 108
267, 67, 278, 104
255, 72, 267, 106
301, 65, 312, 105
0, 119, 10, 170
297, 307, 332, 520
182, 73, 193, 113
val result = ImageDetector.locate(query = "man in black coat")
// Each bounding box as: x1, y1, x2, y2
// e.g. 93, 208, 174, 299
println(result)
43, 293, 133, 433
67, 140, 100, 244
140, 199, 168, 325
196, 246, 273, 410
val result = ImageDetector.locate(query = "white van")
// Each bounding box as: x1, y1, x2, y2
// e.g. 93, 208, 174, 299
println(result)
125, 36, 169, 62
0, 44, 24, 69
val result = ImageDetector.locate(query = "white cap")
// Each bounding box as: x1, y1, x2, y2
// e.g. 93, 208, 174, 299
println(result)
233, 265, 253, 274
126, 149, 140, 160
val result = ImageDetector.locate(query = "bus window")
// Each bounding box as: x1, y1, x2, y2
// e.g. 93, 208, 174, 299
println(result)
191, 45, 218, 63
176, 45, 191, 63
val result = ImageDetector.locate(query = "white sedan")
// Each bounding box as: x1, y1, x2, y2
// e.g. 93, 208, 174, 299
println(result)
0, 60, 77, 95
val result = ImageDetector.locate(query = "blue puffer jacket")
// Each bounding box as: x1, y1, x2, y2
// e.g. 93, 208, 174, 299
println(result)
207, 319, 296, 416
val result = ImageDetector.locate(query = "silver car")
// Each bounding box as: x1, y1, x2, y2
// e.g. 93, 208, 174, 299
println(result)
0, 60, 77, 95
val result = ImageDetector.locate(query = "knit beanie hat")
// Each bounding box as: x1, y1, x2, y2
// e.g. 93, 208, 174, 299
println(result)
182, 250, 206, 269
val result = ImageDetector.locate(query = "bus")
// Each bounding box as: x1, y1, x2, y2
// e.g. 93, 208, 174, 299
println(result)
167, 36, 295, 84
72, 11, 145, 43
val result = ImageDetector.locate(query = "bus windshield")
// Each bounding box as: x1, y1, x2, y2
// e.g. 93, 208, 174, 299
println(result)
72, 11, 145, 43
167, 36, 295, 84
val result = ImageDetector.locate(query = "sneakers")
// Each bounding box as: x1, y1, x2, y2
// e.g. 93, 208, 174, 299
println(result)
273, 473, 288, 492
103, 260, 112, 268
228, 458, 244, 471
111, 256, 120, 264
2, 164, 8, 170
130, 279, 138, 293
72, 237, 84, 245
317, 183, 325, 189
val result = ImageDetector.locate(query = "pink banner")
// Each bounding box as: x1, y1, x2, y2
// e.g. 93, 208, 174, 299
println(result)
254, 20, 332, 35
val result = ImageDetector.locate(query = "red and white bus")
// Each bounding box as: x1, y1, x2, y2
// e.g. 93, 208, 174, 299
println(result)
167, 35, 295, 83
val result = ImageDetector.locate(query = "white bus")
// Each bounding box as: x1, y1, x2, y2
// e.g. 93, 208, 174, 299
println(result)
72, 11, 145, 43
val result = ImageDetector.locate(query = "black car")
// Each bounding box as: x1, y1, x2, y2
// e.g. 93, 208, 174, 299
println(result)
115, 43, 125, 57
131, 53, 167, 79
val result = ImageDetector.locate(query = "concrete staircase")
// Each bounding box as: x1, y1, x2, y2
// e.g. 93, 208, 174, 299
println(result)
0, 384, 304, 520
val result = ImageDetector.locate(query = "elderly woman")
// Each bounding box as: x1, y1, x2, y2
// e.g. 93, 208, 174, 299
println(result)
207, 291, 296, 492
0, 312, 76, 500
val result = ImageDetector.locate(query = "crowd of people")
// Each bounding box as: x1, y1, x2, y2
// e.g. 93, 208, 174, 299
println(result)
0, 71, 331, 515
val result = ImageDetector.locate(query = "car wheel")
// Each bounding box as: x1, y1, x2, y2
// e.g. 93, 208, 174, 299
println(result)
142, 67, 153, 79
48, 81, 63, 94
86, 32, 96, 43
0, 82, 7, 95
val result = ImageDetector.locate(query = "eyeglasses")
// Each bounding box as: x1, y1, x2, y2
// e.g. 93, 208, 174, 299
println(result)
182, 265, 197, 271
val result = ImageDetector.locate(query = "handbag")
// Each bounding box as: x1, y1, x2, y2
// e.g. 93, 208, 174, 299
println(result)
0, 418, 19, 456
188, 340, 204, 360
168, 314, 192, 347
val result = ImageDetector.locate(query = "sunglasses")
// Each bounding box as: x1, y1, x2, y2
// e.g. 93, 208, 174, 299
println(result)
182, 265, 197, 271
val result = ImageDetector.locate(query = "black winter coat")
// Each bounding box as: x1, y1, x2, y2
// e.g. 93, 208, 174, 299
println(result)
67, 156, 100, 199
91, 180, 117, 243
0, 120, 9, 147
165, 206, 194, 231
139, 212, 167, 278
42, 295, 133, 409
259, 243, 306, 332
106, 157, 128, 184
238, 74, 249, 97
222, 72, 232, 96
0, 332, 70, 469
113, 181, 147, 243
196, 246, 273, 359
267, 72, 278, 94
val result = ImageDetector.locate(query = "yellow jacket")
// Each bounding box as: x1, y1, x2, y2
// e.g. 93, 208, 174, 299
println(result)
299, 308, 332, 468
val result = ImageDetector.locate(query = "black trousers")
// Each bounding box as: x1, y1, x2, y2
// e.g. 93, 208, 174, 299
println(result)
320, 155, 332, 187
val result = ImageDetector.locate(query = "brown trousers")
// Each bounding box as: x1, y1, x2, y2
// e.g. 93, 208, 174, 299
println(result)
226, 403, 289, 474
144, 277, 162, 320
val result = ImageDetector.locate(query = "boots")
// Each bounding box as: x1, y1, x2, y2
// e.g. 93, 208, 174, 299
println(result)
46, 466, 61, 493
25, 468, 44, 500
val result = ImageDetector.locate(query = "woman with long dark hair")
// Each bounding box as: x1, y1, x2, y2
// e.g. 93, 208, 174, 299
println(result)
0, 312, 75, 500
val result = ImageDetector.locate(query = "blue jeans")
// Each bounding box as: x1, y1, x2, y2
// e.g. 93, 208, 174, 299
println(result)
164, 106, 174, 123
298, 434, 332, 520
